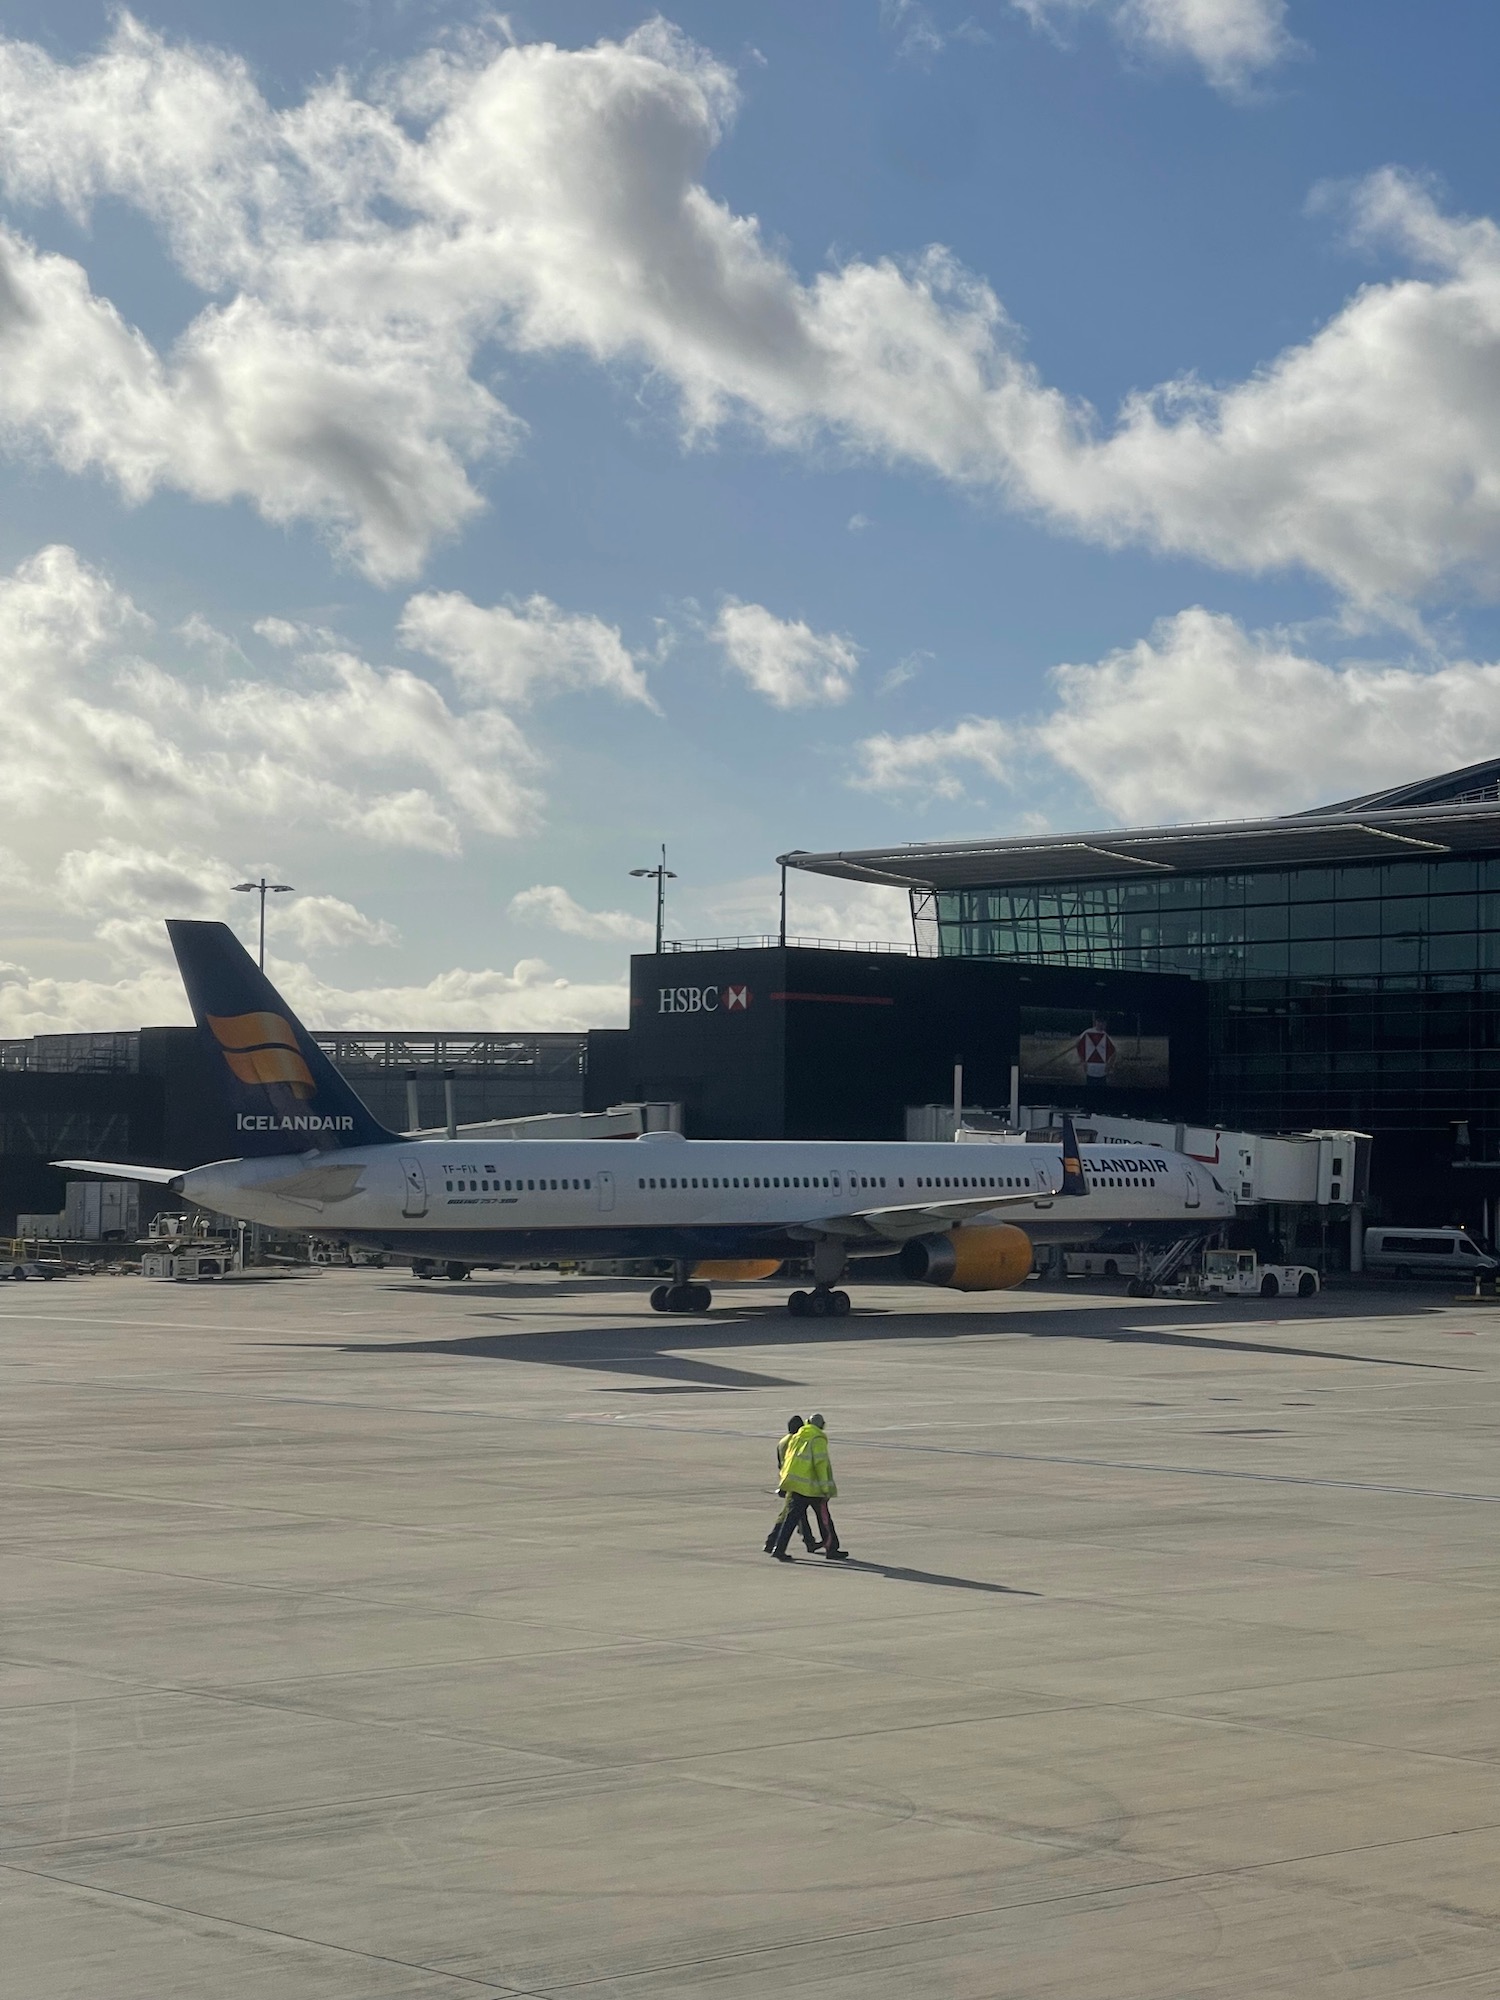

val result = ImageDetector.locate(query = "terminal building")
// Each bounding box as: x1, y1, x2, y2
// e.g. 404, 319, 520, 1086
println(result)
600, 761, 1500, 1237
6, 760, 1500, 1243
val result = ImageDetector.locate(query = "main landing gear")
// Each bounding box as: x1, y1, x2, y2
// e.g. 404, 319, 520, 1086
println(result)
650, 1281, 712, 1314
788, 1240, 851, 1317
787, 1287, 850, 1318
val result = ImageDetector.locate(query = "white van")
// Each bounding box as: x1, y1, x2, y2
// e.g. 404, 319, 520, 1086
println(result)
1363, 1227, 1498, 1279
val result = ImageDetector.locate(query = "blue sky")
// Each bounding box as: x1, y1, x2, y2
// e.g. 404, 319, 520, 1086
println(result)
3, 0, 1500, 1030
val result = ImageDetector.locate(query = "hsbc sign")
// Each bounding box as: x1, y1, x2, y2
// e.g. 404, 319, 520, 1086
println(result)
658, 984, 752, 1015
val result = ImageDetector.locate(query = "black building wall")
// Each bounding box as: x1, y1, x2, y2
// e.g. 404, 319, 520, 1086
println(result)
0, 1071, 164, 1231
618, 947, 1206, 1140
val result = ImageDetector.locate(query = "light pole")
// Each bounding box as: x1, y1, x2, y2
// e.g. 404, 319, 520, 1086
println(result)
232, 878, 295, 970
629, 845, 677, 954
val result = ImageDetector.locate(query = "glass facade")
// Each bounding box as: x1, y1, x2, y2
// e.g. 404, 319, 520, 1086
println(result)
935, 856, 1500, 1136
935, 857, 1500, 981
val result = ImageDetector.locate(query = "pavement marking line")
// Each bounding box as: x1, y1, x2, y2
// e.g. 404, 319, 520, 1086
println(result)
0, 1857, 545, 1997
506, 1815, 1500, 1993
9, 1385, 1500, 1507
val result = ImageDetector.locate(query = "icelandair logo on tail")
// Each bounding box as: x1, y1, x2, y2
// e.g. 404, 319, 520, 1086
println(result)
208, 1010, 353, 1133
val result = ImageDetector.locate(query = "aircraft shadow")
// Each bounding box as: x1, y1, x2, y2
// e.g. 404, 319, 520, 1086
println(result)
320, 1293, 1470, 1385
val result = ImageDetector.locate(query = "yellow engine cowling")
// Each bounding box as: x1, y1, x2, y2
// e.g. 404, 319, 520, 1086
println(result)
897, 1224, 1034, 1292
692, 1258, 784, 1282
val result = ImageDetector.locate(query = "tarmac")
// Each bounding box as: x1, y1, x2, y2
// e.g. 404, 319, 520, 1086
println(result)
4, 1267, 1500, 1998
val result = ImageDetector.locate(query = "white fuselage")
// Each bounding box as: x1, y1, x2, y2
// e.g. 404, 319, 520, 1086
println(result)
179, 1134, 1232, 1261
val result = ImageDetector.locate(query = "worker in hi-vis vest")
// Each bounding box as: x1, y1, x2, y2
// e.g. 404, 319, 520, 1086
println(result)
768, 1415, 848, 1561
765, 1415, 821, 1554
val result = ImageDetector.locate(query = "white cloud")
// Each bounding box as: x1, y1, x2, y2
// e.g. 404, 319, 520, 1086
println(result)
399, 591, 653, 707
277, 894, 399, 952
6, 23, 1500, 613
0, 955, 627, 1036
54, 839, 225, 918
847, 604, 1500, 828
0, 14, 1467, 614
712, 600, 860, 708
508, 884, 653, 944
0, 544, 544, 859
1014, 0, 1293, 91
1037, 607, 1500, 823
698, 872, 913, 947
851, 717, 1013, 800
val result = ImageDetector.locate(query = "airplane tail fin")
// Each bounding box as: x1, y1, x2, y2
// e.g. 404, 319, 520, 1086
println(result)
1060, 1113, 1088, 1198
166, 919, 396, 1157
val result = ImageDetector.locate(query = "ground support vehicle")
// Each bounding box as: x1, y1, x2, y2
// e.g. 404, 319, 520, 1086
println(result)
1197, 1248, 1319, 1298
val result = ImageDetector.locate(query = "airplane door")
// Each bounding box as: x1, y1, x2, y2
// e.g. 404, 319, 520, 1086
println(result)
1184, 1166, 1201, 1210
400, 1156, 427, 1218
596, 1169, 615, 1213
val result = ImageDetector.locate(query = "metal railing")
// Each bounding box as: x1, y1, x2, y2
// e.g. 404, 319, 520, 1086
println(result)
660, 935, 911, 955
309, 1032, 588, 1076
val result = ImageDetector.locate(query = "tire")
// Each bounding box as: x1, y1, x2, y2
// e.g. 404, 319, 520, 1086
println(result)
649, 1284, 671, 1313
688, 1284, 712, 1313
1103, 1260, 1119, 1278
1260, 1273, 1280, 1297
1126, 1278, 1154, 1298
788, 1290, 809, 1317
445, 1262, 469, 1282
1297, 1272, 1317, 1298
831, 1289, 851, 1316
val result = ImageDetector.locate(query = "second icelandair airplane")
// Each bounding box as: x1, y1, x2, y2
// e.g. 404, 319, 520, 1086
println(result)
59, 920, 1234, 1316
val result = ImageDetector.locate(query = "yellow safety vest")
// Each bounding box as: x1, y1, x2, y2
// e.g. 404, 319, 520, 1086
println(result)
779, 1423, 837, 1499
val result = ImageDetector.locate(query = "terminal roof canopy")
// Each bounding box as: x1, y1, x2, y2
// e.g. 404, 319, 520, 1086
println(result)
781, 762, 1500, 892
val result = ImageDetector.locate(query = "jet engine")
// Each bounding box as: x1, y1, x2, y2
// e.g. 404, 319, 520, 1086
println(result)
692, 1258, 783, 1281
898, 1223, 1034, 1291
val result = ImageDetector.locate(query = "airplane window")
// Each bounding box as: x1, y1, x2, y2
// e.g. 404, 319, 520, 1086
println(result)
527, 1180, 535, 1191
898, 1177, 904, 1188
638, 1180, 644, 1190
880, 1177, 886, 1188
445, 1180, 452, 1192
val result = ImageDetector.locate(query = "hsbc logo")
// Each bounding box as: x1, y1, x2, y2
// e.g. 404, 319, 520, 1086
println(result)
657, 984, 753, 1015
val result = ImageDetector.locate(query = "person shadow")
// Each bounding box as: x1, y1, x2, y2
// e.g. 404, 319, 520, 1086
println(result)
798, 1558, 1038, 1596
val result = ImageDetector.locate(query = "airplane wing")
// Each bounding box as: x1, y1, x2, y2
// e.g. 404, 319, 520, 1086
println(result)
52, 1160, 185, 1185
796, 1116, 1090, 1246
797, 1188, 1059, 1245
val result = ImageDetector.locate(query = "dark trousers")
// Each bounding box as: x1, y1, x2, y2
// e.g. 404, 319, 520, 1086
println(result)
770, 1494, 816, 1556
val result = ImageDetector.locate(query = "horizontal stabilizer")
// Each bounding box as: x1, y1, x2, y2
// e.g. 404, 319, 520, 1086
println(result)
257, 1162, 367, 1204
52, 1160, 185, 1186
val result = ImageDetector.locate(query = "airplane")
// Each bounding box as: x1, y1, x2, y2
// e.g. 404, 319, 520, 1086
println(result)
58, 919, 1235, 1316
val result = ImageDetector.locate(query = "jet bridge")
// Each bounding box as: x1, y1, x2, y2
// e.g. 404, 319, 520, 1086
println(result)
907, 1101, 1372, 1272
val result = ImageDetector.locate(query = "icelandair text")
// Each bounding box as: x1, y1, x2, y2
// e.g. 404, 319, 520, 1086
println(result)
237, 1113, 355, 1133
